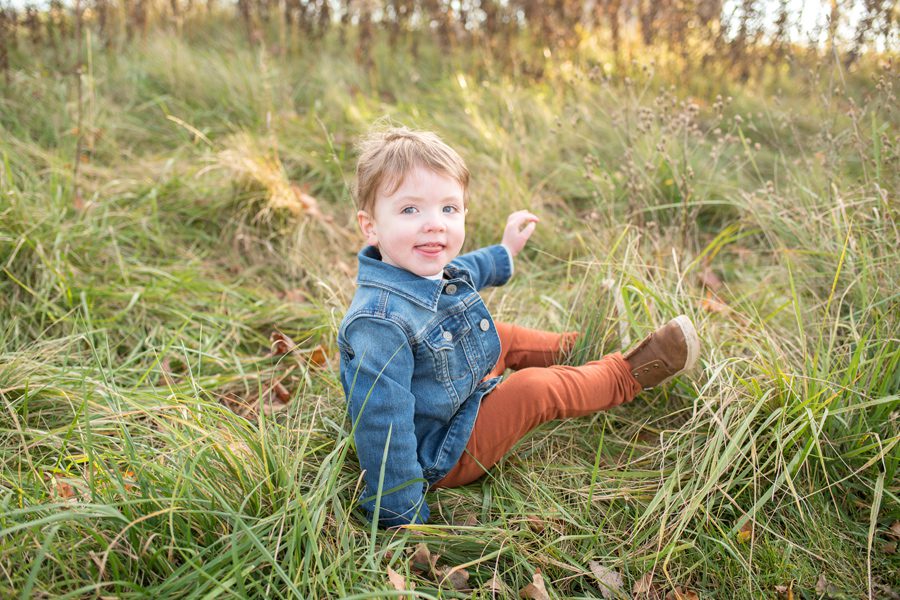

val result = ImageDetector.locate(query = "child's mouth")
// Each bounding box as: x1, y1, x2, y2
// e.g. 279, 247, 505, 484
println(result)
415, 244, 445, 257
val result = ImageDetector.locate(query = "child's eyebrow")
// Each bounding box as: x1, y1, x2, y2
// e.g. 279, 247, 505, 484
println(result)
392, 194, 463, 203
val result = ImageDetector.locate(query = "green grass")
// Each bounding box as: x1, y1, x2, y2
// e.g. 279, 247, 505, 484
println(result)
1, 23, 898, 599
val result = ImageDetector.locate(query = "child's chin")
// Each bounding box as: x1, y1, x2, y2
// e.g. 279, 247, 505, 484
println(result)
408, 260, 445, 277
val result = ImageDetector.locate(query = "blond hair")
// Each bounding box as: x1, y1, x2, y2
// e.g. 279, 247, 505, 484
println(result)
353, 126, 470, 215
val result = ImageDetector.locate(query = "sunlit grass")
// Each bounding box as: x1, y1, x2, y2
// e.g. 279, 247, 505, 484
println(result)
1, 25, 898, 598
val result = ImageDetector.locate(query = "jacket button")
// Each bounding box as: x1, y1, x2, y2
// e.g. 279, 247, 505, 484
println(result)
479, 319, 490, 331
442, 331, 453, 341
445, 283, 457, 295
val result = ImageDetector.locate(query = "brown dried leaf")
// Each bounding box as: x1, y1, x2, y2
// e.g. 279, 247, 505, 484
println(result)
589, 561, 624, 599
50, 474, 77, 500
123, 469, 137, 492
737, 520, 753, 543
435, 566, 470, 591
815, 574, 826, 593
701, 290, 730, 314
489, 573, 507, 593
260, 386, 291, 415
454, 512, 478, 527
666, 588, 699, 600
268, 330, 298, 356
633, 572, 663, 599
308, 344, 329, 368
290, 184, 325, 219
519, 570, 550, 600
666, 586, 700, 600
526, 515, 546, 533
410, 543, 437, 575
889, 520, 900, 539
883, 541, 897, 554
775, 582, 794, 600
816, 573, 836, 598
698, 266, 723, 292
281, 289, 309, 303
387, 566, 407, 591
271, 382, 292, 403
157, 357, 177, 387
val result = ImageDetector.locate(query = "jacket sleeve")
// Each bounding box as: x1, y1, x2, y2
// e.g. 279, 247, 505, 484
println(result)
449, 244, 514, 291
341, 317, 429, 527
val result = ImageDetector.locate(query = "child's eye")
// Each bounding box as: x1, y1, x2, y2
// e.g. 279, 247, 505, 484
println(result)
401, 206, 418, 215
443, 205, 460, 214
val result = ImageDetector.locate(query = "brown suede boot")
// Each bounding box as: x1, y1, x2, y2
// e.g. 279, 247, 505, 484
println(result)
623, 315, 700, 389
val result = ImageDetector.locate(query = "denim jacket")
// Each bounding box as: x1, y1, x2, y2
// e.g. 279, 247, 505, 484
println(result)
337, 244, 513, 527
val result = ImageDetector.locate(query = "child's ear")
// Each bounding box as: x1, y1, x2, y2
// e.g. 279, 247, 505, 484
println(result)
357, 210, 378, 246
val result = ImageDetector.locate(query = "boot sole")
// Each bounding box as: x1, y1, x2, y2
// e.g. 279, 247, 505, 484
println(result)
656, 315, 701, 387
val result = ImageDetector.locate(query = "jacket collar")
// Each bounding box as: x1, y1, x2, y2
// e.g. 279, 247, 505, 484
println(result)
356, 246, 465, 312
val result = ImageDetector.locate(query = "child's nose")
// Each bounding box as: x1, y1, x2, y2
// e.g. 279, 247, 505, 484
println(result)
422, 212, 447, 231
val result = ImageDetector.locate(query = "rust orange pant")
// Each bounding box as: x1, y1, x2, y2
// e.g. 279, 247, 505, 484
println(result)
434, 322, 642, 488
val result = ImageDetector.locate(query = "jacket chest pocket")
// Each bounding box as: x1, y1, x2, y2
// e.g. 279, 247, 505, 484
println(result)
423, 314, 478, 384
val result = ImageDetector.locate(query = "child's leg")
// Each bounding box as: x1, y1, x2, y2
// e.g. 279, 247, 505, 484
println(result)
487, 322, 579, 378
435, 352, 641, 488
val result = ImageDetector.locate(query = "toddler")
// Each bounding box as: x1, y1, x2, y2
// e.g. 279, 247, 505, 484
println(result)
337, 127, 700, 527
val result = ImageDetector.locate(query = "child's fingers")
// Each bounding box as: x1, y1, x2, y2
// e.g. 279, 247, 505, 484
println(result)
510, 213, 539, 230
521, 221, 537, 237
508, 210, 539, 224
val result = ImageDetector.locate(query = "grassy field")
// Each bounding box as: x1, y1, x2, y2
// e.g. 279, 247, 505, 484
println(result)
1, 21, 898, 599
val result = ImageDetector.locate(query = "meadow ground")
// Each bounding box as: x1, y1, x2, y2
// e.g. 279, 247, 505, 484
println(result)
1, 22, 898, 599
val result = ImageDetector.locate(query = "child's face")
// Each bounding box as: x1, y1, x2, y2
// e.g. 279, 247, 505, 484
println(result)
358, 166, 466, 277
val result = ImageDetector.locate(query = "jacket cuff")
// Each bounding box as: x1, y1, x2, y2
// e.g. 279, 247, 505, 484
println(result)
487, 243, 513, 287
500, 243, 515, 277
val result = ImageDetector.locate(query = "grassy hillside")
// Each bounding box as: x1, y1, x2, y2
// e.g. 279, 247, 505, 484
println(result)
1, 22, 898, 598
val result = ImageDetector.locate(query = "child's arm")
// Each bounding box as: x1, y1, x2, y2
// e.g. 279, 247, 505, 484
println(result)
451, 210, 539, 290
341, 317, 429, 527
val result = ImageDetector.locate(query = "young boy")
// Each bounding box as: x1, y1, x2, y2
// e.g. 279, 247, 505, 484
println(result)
338, 127, 700, 527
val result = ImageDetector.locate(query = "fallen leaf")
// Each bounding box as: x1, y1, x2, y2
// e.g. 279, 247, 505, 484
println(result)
307, 344, 329, 368
633, 572, 663, 598
410, 543, 438, 576
698, 266, 723, 292
271, 381, 291, 403
123, 469, 137, 492
889, 521, 900, 539
737, 520, 753, 543
815, 573, 835, 596
49, 473, 77, 500
260, 383, 292, 414
454, 512, 478, 527
387, 566, 407, 591
157, 357, 177, 387
268, 330, 297, 356
435, 566, 470, 591
519, 570, 550, 600
489, 573, 507, 593
775, 582, 794, 599
280, 289, 309, 303
290, 183, 325, 219
666, 588, 699, 600
701, 290, 730, 314
526, 515, 546, 533
883, 541, 897, 554
589, 561, 624, 599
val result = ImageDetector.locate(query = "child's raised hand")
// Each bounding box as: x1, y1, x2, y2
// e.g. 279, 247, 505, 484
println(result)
501, 210, 540, 257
